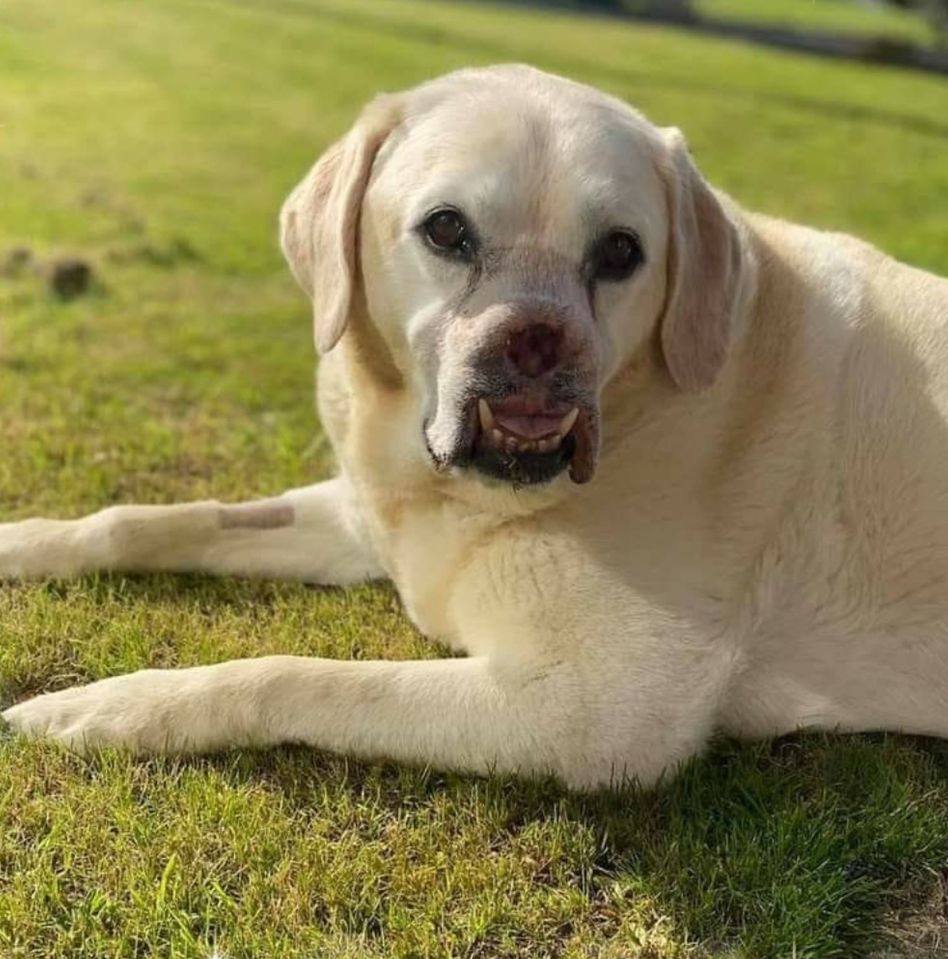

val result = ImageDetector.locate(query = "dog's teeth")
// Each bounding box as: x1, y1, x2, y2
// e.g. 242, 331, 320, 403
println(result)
485, 411, 571, 456
558, 407, 580, 437
478, 399, 495, 431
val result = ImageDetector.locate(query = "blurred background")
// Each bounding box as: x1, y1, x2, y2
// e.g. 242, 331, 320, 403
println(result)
521, 0, 948, 68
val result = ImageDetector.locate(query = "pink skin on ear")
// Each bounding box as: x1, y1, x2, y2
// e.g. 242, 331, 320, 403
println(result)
279, 95, 404, 355
659, 129, 743, 393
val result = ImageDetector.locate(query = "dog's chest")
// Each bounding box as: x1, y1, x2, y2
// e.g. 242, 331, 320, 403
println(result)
364, 496, 489, 649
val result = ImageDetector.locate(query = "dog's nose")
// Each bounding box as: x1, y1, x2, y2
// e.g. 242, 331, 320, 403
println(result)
506, 323, 562, 378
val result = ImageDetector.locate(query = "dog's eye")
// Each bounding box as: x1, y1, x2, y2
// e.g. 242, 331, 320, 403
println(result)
593, 230, 644, 281
423, 208, 470, 254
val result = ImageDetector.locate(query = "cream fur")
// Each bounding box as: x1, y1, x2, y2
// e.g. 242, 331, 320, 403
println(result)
4, 66, 948, 789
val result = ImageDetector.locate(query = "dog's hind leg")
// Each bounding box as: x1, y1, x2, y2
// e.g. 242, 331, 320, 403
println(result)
0, 476, 382, 584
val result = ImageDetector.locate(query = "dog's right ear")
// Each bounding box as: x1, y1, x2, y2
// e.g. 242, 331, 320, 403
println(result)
279, 94, 403, 354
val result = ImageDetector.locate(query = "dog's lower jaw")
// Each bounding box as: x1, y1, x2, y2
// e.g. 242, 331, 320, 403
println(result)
466, 434, 575, 486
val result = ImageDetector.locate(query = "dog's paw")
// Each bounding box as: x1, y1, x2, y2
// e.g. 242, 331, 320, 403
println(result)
0, 518, 88, 581
0, 522, 35, 580
2, 670, 202, 754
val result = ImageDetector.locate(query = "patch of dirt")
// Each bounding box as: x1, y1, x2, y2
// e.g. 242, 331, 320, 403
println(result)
871, 870, 948, 958
48, 257, 93, 300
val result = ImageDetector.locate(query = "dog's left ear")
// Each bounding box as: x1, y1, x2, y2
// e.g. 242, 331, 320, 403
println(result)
280, 94, 404, 354
658, 128, 744, 392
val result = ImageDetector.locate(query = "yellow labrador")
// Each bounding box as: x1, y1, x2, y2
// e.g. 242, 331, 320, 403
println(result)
4, 66, 948, 788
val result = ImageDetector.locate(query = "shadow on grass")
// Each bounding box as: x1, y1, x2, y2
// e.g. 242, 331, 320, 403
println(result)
35, 571, 338, 609
69, 722, 947, 955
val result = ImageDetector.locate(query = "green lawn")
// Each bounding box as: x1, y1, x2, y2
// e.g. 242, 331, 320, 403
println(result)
694, 0, 937, 47
1, 0, 947, 956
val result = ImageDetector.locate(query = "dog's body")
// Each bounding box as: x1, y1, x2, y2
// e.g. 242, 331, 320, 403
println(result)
4, 66, 948, 788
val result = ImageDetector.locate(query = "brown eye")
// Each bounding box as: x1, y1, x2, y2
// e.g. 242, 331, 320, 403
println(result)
423, 208, 470, 254
594, 229, 644, 281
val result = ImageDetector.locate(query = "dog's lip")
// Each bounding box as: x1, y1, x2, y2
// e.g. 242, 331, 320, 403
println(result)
567, 408, 596, 484
477, 397, 578, 441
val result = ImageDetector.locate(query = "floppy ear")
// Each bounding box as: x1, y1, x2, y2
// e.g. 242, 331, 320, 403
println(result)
658, 128, 743, 392
279, 94, 403, 354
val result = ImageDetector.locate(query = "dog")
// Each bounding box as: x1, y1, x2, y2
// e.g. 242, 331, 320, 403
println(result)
3, 65, 948, 789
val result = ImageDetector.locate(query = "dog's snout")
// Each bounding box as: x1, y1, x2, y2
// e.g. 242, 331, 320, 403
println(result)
506, 323, 562, 378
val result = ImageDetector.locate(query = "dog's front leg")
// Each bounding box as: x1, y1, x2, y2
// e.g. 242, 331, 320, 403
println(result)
2, 654, 597, 783
0, 477, 383, 584
3, 639, 718, 788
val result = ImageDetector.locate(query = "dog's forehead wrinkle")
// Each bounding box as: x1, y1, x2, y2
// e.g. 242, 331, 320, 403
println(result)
484, 245, 587, 301
494, 244, 576, 272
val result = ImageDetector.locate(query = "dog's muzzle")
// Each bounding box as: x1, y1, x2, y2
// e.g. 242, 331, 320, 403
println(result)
425, 309, 601, 486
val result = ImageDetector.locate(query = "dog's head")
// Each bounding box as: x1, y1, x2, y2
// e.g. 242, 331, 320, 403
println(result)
281, 65, 747, 489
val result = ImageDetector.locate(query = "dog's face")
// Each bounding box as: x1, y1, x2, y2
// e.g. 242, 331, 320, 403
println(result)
281, 66, 744, 489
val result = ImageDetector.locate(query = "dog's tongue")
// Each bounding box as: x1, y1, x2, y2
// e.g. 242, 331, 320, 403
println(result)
492, 413, 564, 440
568, 411, 597, 484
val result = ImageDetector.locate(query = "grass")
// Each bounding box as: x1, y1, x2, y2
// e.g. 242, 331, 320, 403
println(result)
0, 0, 947, 955
694, 0, 938, 47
